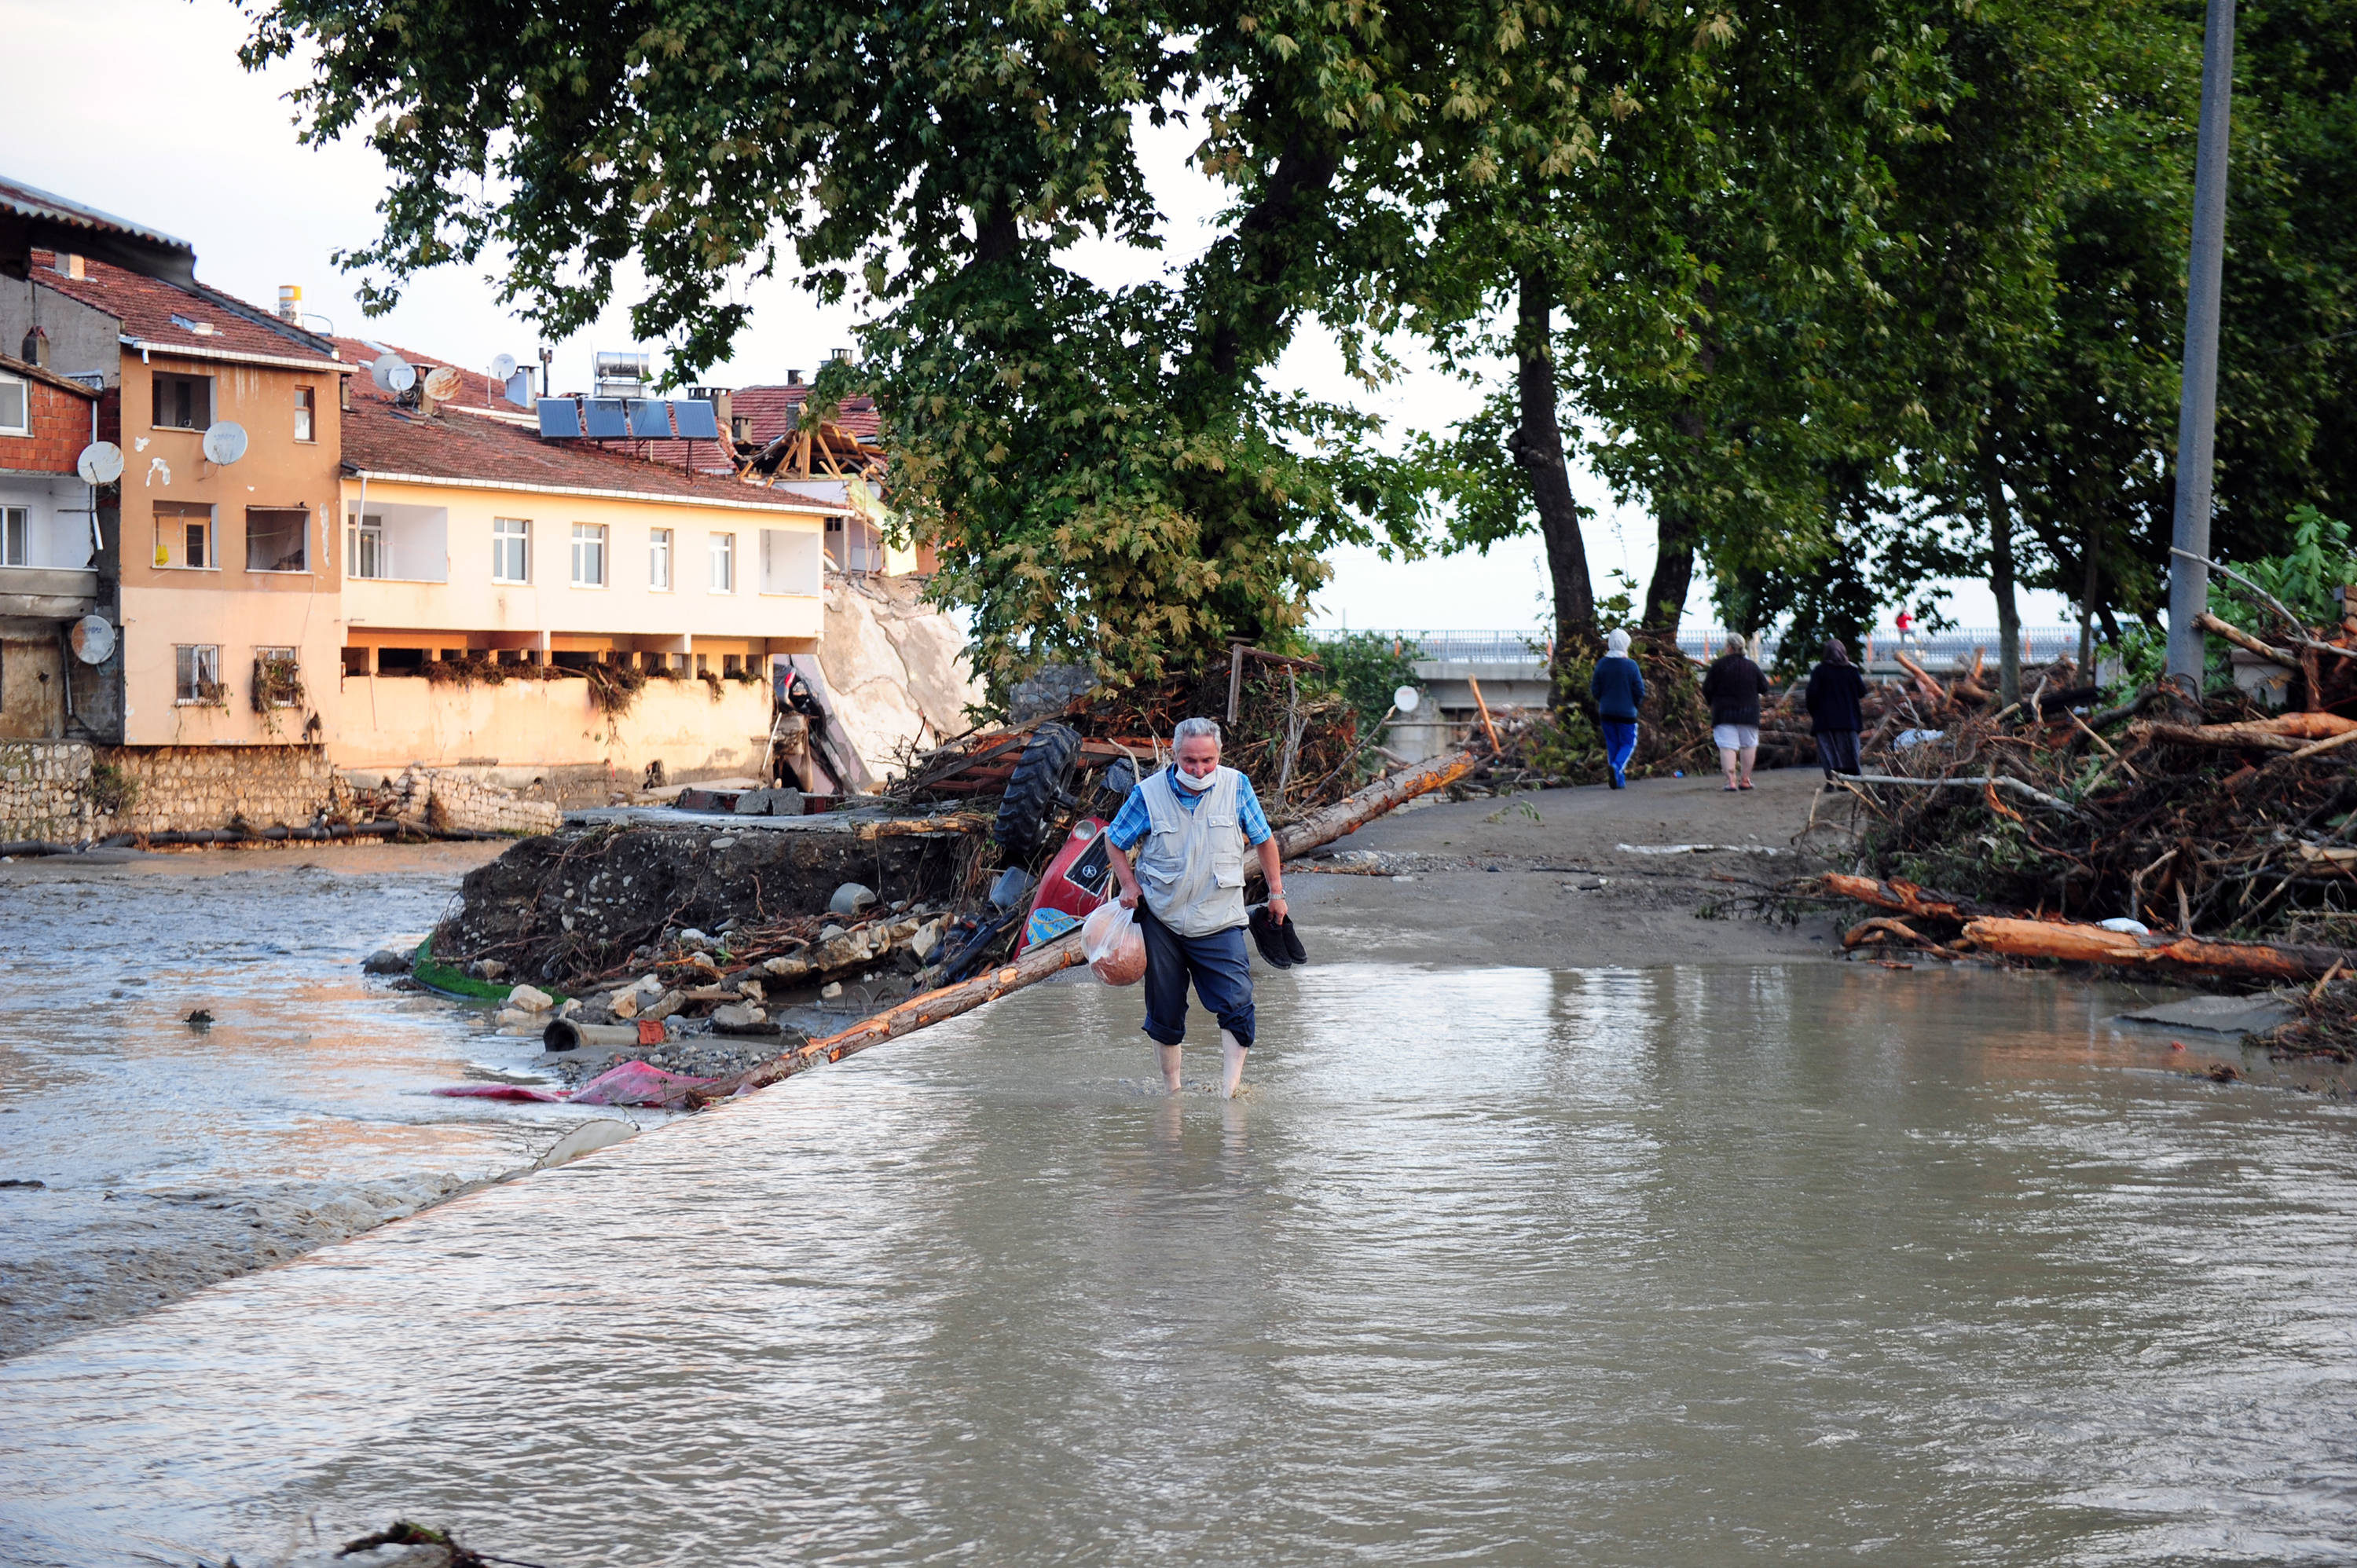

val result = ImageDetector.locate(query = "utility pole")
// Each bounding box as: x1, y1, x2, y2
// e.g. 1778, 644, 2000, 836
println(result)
2165, 0, 2238, 692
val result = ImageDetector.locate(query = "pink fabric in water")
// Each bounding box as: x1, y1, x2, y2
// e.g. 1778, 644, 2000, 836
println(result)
565, 1061, 717, 1105
430, 1060, 716, 1108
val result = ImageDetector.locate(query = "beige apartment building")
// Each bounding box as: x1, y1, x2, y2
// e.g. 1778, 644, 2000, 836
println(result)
332, 343, 830, 783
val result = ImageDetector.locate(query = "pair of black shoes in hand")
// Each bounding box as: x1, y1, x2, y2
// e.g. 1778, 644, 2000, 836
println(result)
1249, 903, 1309, 969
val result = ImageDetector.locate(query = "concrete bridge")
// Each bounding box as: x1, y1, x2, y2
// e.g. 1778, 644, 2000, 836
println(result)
1315, 627, 2088, 763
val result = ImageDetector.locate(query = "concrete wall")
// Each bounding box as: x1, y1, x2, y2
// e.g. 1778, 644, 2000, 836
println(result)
0, 278, 123, 388
331, 670, 775, 784
338, 477, 826, 651
117, 581, 342, 747
0, 636, 67, 740
818, 572, 986, 781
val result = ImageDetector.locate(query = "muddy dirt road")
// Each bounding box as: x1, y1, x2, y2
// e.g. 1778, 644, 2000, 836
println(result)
1290, 768, 1846, 969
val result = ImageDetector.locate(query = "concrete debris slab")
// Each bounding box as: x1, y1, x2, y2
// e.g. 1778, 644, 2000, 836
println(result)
2115, 995, 2299, 1035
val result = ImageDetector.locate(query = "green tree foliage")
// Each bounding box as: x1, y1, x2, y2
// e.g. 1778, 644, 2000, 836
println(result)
243, 0, 1429, 700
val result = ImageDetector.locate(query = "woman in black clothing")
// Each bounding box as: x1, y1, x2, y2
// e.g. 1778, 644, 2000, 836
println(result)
1804, 638, 1868, 779
1699, 636, 1773, 792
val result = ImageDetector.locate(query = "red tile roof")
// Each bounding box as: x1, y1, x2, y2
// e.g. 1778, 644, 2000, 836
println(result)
32, 251, 343, 370
335, 338, 828, 512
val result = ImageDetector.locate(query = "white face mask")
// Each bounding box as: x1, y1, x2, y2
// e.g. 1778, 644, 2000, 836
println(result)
1173, 763, 1219, 792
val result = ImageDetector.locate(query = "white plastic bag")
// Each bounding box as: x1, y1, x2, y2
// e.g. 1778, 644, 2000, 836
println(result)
1081, 899, 1147, 987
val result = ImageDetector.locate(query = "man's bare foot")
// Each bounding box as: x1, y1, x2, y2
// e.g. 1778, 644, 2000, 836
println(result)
1159, 1042, 1183, 1094
1219, 1030, 1246, 1099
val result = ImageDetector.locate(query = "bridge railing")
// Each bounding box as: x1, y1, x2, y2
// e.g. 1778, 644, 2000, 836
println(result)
1309, 627, 2084, 669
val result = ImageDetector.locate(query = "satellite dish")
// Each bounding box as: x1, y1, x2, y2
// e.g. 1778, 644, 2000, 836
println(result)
490, 353, 519, 381
1394, 685, 1421, 715
75, 441, 124, 485
69, 614, 115, 665
372, 352, 415, 393
201, 422, 249, 465
423, 365, 464, 401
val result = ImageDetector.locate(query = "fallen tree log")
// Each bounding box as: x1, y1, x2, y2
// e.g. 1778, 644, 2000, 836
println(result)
852, 811, 992, 841
2197, 611, 2299, 669
1846, 771, 2080, 815
2138, 713, 2357, 753
1818, 874, 1999, 923
685, 749, 1483, 1108
1960, 917, 2357, 980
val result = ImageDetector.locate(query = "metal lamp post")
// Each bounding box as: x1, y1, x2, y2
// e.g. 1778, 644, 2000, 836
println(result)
2164, 0, 2238, 691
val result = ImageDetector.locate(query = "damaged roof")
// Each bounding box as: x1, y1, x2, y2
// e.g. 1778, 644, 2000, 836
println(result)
34, 251, 343, 372
633, 382, 884, 474
0, 176, 197, 287
335, 337, 830, 513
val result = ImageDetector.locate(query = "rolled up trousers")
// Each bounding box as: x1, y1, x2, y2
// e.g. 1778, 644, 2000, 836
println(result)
1137, 903, 1255, 1049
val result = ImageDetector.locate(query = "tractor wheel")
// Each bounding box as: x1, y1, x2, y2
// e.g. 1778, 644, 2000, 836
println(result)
992, 722, 1083, 865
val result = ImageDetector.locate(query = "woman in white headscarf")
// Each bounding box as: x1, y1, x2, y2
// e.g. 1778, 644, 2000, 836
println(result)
1588, 629, 1646, 789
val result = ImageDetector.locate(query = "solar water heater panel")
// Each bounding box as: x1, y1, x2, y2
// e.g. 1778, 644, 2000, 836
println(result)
537, 400, 583, 438
670, 398, 721, 441
627, 399, 672, 438
582, 398, 629, 438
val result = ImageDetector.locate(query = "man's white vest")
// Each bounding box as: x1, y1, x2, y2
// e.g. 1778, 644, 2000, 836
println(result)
1134, 765, 1251, 936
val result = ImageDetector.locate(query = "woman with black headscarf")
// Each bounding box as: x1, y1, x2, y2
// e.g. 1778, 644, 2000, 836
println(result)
1804, 639, 1868, 779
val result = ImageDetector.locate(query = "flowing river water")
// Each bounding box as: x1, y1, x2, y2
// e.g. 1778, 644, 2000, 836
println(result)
2, 858, 2355, 1566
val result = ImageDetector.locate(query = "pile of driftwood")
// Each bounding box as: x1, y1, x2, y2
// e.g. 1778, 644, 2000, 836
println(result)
1751, 650, 2100, 772
895, 656, 1366, 821
1821, 603, 2357, 951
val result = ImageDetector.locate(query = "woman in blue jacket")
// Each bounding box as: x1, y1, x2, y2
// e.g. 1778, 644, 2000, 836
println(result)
1589, 629, 1646, 789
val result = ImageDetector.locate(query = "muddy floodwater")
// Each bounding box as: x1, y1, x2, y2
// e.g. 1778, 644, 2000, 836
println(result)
0, 847, 651, 1360
4, 950, 2357, 1565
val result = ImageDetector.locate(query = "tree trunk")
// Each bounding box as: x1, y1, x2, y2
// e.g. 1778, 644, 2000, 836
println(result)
1981, 451, 2022, 706
1509, 270, 1596, 693
1643, 500, 1698, 636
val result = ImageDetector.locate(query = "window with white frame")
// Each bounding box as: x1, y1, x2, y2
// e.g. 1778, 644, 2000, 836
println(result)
174, 643, 222, 703
709, 531, 735, 592
154, 503, 214, 570
649, 527, 673, 590
1, 507, 27, 566
570, 522, 607, 587
492, 517, 530, 583
348, 513, 386, 579
293, 386, 317, 443
0, 373, 27, 435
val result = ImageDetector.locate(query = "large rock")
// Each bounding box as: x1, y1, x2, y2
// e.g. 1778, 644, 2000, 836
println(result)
361, 947, 412, 975
507, 984, 555, 1013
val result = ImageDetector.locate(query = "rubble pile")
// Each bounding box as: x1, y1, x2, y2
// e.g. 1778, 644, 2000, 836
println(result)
437, 820, 970, 987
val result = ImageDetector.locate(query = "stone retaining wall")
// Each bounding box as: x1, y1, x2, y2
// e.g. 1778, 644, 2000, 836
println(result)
94, 745, 343, 836
0, 740, 96, 841
381, 767, 564, 836
0, 742, 344, 840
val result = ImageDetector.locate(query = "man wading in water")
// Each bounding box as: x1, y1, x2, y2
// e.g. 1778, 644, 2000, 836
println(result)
1105, 717, 1286, 1097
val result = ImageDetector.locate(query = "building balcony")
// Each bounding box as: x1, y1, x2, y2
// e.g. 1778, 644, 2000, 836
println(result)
0, 564, 99, 622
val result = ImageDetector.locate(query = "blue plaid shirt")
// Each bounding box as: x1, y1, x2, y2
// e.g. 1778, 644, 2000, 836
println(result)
1105, 766, 1273, 852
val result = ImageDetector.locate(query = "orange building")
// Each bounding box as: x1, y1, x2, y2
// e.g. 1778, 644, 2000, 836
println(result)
2, 249, 349, 747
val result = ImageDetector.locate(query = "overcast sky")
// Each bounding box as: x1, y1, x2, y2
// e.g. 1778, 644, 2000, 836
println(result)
3, 0, 2066, 634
